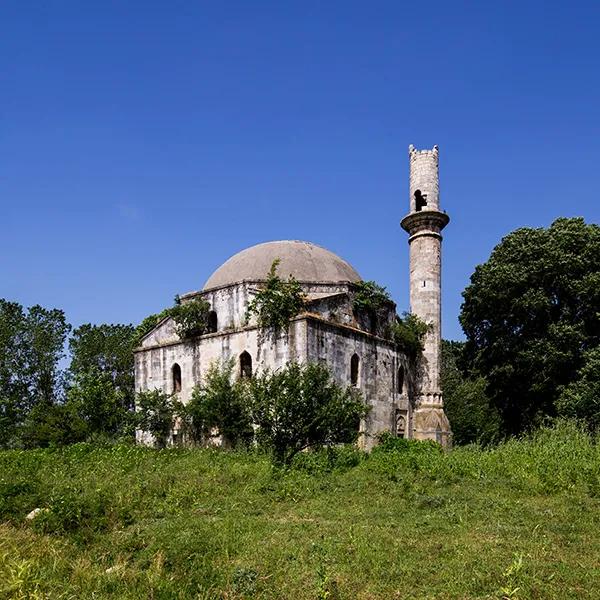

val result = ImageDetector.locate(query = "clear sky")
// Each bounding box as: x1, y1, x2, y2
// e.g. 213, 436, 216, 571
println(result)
2, 1, 599, 341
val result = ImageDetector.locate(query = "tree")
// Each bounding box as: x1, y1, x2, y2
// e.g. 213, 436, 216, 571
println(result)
135, 389, 176, 448
0, 299, 70, 447
460, 218, 600, 434
441, 340, 500, 445
133, 308, 172, 347
66, 369, 131, 439
69, 323, 136, 410
0, 300, 29, 446
182, 360, 252, 447
19, 402, 87, 449
22, 304, 71, 409
556, 346, 600, 430
249, 362, 368, 463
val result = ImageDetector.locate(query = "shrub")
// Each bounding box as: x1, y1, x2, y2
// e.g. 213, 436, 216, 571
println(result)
249, 362, 369, 463
388, 313, 430, 356
181, 360, 253, 448
135, 389, 176, 448
246, 259, 307, 334
169, 298, 211, 339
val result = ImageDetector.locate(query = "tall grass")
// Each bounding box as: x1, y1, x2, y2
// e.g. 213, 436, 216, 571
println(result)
1, 420, 599, 599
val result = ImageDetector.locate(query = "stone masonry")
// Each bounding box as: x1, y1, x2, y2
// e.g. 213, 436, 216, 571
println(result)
401, 145, 452, 446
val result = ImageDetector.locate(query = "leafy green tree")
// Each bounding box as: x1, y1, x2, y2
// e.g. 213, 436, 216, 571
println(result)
0, 299, 70, 447
441, 340, 500, 445
0, 300, 29, 446
23, 304, 71, 408
135, 389, 176, 448
556, 346, 600, 430
19, 402, 87, 448
133, 298, 211, 346
246, 260, 307, 334
133, 308, 172, 347
249, 362, 368, 463
460, 218, 600, 434
66, 368, 131, 439
69, 323, 136, 410
182, 360, 252, 447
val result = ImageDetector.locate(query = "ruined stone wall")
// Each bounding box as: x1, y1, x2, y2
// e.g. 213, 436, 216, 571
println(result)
135, 319, 308, 407
305, 317, 411, 449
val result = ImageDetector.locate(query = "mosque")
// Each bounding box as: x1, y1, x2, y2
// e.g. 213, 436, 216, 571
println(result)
135, 145, 451, 448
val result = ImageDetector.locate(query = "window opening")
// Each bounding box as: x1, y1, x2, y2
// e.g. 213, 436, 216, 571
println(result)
350, 354, 359, 387
172, 363, 182, 393
240, 351, 253, 379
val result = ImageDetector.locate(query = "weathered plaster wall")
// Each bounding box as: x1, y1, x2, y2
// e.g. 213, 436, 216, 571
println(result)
135, 318, 308, 406
305, 317, 411, 449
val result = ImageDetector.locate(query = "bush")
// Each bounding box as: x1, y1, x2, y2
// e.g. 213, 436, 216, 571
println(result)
249, 362, 369, 463
556, 346, 600, 430
181, 360, 253, 448
388, 313, 430, 356
135, 389, 176, 448
246, 259, 307, 334
169, 298, 211, 339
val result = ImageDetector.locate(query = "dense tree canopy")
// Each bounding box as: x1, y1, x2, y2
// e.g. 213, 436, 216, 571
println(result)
441, 340, 500, 445
69, 323, 136, 409
460, 218, 600, 434
0, 300, 70, 446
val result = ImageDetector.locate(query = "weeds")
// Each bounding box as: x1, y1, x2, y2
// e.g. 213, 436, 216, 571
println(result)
0, 421, 598, 598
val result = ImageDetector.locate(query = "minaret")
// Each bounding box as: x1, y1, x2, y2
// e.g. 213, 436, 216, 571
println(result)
401, 145, 452, 446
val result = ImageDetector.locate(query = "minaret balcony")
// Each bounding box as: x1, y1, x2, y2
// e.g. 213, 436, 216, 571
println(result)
401, 209, 450, 238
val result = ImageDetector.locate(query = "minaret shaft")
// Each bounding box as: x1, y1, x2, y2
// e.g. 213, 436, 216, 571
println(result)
401, 145, 452, 446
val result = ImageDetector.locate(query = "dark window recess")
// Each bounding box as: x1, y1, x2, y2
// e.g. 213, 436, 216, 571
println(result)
240, 351, 253, 379
172, 363, 182, 393
350, 354, 359, 386
414, 189, 428, 211
207, 311, 218, 333
397, 366, 405, 394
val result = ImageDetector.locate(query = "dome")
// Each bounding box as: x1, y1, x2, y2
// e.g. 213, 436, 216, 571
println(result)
203, 240, 361, 290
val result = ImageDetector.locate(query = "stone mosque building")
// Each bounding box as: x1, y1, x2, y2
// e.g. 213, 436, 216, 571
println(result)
135, 145, 451, 448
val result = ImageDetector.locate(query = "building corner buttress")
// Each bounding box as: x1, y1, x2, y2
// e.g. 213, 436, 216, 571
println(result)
401, 144, 452, 447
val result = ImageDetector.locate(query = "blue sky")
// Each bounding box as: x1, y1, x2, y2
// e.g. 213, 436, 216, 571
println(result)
1, 1, 599, 341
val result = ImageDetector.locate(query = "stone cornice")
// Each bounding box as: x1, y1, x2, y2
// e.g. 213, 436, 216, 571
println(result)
400, 210, 450, 236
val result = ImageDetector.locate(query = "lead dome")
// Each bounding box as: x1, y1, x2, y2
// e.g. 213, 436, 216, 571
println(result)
203, 240, 362, 290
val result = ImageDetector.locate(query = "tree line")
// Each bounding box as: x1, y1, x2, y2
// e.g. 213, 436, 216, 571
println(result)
1, 217, 599, 450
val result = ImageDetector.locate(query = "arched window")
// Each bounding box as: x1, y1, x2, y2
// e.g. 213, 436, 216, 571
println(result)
207, 311, 218, 333
240, 351, 252, 379
350, 354, 359, 387
396, 409, 407, 438
172, 363, 182, 393
414, 189, 428, 211
396, 366, 405, 394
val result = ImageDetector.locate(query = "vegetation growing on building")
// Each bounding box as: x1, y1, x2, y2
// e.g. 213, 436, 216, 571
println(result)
246, 259, 307, 334
389, 313, 431, 357
133, 297, 212, 344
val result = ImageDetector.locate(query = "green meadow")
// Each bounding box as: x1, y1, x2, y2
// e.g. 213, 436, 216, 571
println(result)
1, 422, 599, 600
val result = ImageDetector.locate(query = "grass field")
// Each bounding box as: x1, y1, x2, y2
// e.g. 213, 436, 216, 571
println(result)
1, 422, 599, 599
